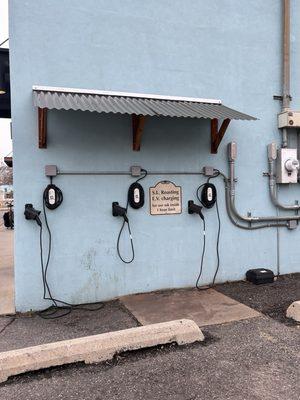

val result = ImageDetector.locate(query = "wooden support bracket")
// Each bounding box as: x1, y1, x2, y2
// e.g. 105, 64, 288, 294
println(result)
38, 107, 48, 148
132, 114, 146, 151
211, 118, 231, 154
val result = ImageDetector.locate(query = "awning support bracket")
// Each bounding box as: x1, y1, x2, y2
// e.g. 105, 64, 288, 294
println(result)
132, 114, 146, 151
38, 107, 48, 148
211, 118, 231, 154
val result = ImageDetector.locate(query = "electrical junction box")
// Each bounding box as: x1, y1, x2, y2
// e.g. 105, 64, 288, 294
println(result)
203, 166, 215, 177
276, 148, 299, 184
130, 165, 142, 177
45, 165, 58, 177
278, 111, 300, 128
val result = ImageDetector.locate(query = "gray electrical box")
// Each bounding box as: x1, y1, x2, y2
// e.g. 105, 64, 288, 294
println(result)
278, 111, 300, 129
130, 165, 142, 177
203, 166, 215, 177
276, 148, 299, 184
45, 165, 58, 177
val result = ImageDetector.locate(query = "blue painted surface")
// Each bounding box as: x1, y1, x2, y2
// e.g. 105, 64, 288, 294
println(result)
9, 0, 300, 311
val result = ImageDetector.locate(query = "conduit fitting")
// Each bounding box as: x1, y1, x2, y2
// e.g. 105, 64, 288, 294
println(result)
228, 141, 237, 162
267, 143, 277, 162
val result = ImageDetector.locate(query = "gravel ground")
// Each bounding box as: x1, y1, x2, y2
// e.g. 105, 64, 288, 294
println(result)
216, 273, 300, 325
0, 316, 299, 400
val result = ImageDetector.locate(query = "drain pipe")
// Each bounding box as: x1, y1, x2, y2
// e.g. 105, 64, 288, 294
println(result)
227, 142, 300, 225
281, 0, 291, 147
267, 143, 300, 210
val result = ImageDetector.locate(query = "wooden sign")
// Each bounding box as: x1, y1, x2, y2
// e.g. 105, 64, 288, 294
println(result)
149, 181, 182, 215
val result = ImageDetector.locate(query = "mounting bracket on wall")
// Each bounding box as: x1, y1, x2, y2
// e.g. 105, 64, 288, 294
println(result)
210, 118, 231, 154
132, 116, 232, 153
132, 114, 146, 151
38, 108, 47, 148
37, 109, 147, 151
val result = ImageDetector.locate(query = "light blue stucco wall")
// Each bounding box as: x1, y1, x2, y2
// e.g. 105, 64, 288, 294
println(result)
9, 0, 300, 311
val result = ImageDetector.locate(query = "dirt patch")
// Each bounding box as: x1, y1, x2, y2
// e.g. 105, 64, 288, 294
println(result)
216, 273, 300, 325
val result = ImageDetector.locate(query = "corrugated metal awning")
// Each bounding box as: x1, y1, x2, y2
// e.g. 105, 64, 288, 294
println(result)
33, 86, 256, 121
32, 86, 257, 153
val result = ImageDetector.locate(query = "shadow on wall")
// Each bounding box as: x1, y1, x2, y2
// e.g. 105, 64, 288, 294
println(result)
47, 109, 212, 167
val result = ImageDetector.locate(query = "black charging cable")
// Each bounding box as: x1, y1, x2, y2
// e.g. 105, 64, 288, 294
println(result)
195, 171, 221, 289
117, 212, 134, 264
36, 180, 104, 319
195, 217, 206, 289
116, 169, 147, 264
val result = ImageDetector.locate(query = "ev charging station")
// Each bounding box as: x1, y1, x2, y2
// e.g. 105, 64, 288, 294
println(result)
5, 0, 300, 314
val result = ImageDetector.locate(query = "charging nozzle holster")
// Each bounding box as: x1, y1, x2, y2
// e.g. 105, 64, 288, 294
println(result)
24, 204, 42, 226
188, 200, 204, 220
112, 202, 128, 222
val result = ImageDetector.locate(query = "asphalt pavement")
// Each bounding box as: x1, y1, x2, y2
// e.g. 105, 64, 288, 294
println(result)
0, 275, 299, 399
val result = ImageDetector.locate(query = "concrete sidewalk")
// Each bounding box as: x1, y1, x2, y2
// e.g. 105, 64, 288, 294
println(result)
0, 213, 14, 315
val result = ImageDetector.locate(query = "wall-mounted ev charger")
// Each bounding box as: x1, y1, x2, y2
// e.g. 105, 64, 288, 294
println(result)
112, 168, 148, 264
43, 184, 63, 210
128, 182, 144, 209
189, 176, 221, 290
200, 183, 217, 209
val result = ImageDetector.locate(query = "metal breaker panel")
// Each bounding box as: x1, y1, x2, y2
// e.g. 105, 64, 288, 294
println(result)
276, 148, 299, 184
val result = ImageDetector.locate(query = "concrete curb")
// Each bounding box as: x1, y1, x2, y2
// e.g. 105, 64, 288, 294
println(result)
286, 301, 300, 322
0, 319, 204, 383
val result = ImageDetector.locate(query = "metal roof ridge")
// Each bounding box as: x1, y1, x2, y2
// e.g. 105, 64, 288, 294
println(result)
32, 86, 222, 105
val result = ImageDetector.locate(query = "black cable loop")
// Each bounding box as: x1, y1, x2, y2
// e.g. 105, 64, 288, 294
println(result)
116, 210, 135, 264
38, 183, 104, 319
116, 169, 147, 264
195, 171, 221, 290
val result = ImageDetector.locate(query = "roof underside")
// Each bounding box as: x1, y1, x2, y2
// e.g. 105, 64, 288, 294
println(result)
33, 87, 256, 121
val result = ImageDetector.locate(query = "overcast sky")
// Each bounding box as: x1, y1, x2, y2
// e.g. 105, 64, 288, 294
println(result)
0, 0, 12, 160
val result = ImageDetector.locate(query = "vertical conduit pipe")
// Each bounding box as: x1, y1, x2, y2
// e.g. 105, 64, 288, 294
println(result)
282, 0, 291, 147
283, 0, 291, 110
